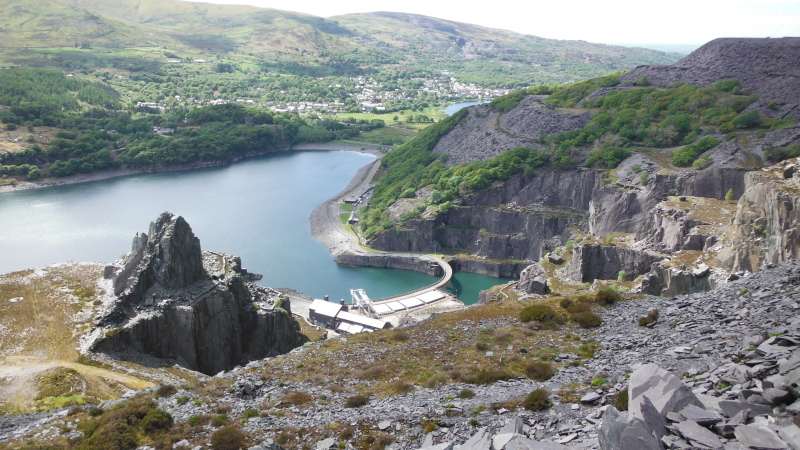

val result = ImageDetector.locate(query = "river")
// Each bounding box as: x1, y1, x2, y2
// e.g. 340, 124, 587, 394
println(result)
0, 150, 512, 304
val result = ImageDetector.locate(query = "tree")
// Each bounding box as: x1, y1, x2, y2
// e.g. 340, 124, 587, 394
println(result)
725, 188, 735, 202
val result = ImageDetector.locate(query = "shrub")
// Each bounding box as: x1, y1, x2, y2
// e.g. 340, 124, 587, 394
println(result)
566, 302, 591, 314
467, 368, 515, 385
141, 409, 173, 434
344, 394, 370, 408
572, 311, 602, 328
243, 408, 259, 419
211, 414, 229, 427
155, 384, 177, 398
559, 298, 574, 309
387, 379, 413, 396
457, 389, 475, 399
614, 390, 629, 411
595, 288, 621, 305
617, 270, 627, 282
176, 395, 189, 405
80, 421, 138, 450
283, 391, 313, 406
519, 304, 559, 324
210, 426, 248, 450
725, 188, 735, 202
525, 361, 555, 381
638, 309, 659, 327
524, 389, 552, 411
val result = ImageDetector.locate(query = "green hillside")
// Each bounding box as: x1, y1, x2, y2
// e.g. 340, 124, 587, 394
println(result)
0, 0, 681, 87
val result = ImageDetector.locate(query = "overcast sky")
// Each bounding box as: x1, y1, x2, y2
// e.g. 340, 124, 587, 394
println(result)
187, 0, 799, 48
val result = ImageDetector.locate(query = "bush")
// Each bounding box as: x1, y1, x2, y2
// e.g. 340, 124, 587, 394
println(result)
572, 311, 602, 328
243, 408, 259, 419
283, 391, 313, 406
79, 421, 138, 450
141, 409, 173, 434
457, 389, 475, 399
559, 298, 574, 309
344, 394, 370, 408
614, 390, 629, 411
725, 188, 735, 202
519, 304, 559, 324
638, 309, 659, 327
566, 302, 591, 314
617, 270, 627, 282
155, 384, 177, 398
525, 361, 556, 381
210, 426, 248, 450
595, 288, 621, 305
211, 414, 229, 427
467, 368, 515, 385
524, 389, 552, 411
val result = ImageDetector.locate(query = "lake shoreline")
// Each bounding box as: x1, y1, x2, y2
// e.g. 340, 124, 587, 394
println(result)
0, 141, 384, 194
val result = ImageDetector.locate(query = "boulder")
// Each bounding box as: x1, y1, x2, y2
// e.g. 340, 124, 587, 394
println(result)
628, 364, 704, 419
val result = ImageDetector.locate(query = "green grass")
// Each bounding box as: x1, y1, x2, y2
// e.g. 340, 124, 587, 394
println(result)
341, 203, 355, 212
340, 213, 350, 224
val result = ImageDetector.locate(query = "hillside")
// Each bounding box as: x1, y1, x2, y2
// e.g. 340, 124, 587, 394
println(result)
0, 0, 680, 87
357, 38, 800, 293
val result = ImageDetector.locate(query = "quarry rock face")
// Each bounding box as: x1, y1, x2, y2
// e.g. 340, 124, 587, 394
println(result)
93, 212, 302, 375
728, 162, 800, 273
565, 244, 662, 283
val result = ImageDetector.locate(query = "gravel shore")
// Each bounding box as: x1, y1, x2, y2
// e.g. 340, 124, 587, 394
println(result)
309, 149, 381, 255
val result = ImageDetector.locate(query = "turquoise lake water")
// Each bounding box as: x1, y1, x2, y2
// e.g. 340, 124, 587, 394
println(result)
0, 151, 512, 304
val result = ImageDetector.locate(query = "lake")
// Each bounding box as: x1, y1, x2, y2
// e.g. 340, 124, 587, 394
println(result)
441, 101, 490, 116
0, 151, 512, 304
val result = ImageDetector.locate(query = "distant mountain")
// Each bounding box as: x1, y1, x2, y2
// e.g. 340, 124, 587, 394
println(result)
0, 0, 682, 86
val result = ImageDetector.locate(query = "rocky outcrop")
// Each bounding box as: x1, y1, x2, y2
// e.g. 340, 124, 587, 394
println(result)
517, 262, 548, 294
644, 204, 715, 253
640, 262, 726, 296
91, 212, 303, 375
566, 244, 663, 283
727, 158, 800, 273
108, 212, 205, 307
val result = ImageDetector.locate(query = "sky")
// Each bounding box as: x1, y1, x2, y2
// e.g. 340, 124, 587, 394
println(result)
186, 0, 800, 49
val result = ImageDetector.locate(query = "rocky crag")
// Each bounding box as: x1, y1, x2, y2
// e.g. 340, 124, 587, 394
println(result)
87, 212, 303, 375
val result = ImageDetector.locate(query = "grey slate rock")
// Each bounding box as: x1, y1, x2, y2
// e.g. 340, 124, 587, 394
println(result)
719, 400, 774, 418
778, 424, 800, 450
640, 396, 668, 442
763, 388, 795, 406
629, 364, 703, 420
581, 392, 602, 403
598, 406, 630, 450
679, 404, 723, 425
417, 443, 453, 450
315, 438, 336, 450
673, 420, 725, 449
734, 424, 788, 450
460, 427, 492, 450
